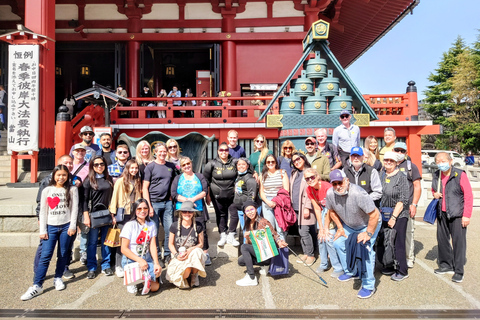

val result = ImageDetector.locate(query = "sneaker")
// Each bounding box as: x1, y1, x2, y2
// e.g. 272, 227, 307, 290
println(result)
434, 267, 454, 275
127, 285, 138, 294
236, 274, 258, 287
87, 271, 96, 279
452, 273, 464, 283
303, 256, 316, 266
259, 266, 268, 275
164, 255, 171, 265
330, 270, 344, 278
407, 260, 414, 269
115, 266, 124, 278
217, 232, 227, 247
158, 257, 166, 269
357, 287, 376, 299
205, 253, 212, 266
102, 268, 114, 276
21, 285, 43, 301
338, 273, 359, 282
80, 252, 87, 265
191, 273, 200, 287
391, 273, 409, 281
315, 266, 327, 274
63, 267, 75, 279
381, 267, 395, 276
226, 233, 240, 247
54, 277, 66, 291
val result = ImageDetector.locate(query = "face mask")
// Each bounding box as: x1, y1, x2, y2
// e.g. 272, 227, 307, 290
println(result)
238, 170, 247, 175
396, 154, 405, 161
333, 188, 348, 196
437, 163, 450, 172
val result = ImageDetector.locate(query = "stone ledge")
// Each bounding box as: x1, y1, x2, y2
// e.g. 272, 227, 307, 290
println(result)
0, 232, 39, 247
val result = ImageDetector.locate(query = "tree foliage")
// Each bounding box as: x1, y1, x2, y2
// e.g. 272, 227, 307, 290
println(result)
423, 35, 480, 152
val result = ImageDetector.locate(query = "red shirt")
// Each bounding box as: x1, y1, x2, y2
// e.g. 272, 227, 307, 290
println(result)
307, 181, 332, 208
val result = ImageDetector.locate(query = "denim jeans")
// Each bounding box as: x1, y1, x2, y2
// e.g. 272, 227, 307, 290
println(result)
33, 230, 76, 275
262, 197, 286, 240
79, 230, 88, 253
87, 224, 111, 272
318, 208, 343, 272
34, 223, 72, 287
151, 200, 173, 257
333, 218, 381, 291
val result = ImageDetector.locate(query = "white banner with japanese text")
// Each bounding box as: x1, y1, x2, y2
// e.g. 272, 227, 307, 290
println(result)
7, 45, 39, 152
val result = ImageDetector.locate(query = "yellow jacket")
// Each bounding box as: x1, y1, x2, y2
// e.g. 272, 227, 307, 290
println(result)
109, 177, 142, 216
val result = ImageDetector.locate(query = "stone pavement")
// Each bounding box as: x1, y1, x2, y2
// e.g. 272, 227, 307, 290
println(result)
1, 185, 480, 314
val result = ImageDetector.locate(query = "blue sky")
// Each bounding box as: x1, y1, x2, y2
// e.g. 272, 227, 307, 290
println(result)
346, 0, 480, 100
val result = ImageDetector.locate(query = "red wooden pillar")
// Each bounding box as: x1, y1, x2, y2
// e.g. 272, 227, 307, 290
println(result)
128, 41, 140, 99
25, 0, 55, 149
222, 40, 237, 93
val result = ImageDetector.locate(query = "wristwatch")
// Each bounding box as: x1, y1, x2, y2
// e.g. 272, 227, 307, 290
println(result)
412, 204, 418, 207
366, 231, 373, 237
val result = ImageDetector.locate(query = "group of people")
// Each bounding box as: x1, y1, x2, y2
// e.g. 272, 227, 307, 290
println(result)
21, 110, 473, 300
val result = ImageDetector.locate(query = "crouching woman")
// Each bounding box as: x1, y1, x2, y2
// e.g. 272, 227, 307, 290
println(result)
120, 199, 162, 294
166, 201, 207, 289
236, 200, 288, 286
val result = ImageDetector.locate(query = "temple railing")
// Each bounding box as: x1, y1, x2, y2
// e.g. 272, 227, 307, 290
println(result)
363, 93, 417, 121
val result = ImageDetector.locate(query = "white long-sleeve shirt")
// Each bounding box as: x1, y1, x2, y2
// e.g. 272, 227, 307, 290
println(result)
39, 186, 79, 235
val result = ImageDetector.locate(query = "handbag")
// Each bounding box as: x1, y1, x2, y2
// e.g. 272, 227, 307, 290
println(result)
90, 204, 113, 229
380, 207, 394, 222
423, 175, 442, 225
268, 247, 289, 276
104, 225, 121, 247
115, 208, 125, 223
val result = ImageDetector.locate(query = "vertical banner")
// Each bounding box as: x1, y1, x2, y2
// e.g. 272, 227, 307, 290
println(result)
7, 45, 40, 152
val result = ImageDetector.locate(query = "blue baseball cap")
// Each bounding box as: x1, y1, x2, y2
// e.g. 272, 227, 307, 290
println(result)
394, 142, 407, 150
329, 169, 346, 182
350, 147, 364, 156
340, 110, 351, 116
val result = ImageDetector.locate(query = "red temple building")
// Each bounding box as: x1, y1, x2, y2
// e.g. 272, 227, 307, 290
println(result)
0, 0, 439, 182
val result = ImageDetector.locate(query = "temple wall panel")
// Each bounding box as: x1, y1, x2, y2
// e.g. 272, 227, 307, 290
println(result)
272, 1, 305, 18
85, 4, 128, 20
236, 2, 268, 19
184, 3, 222, 20
55, 4, 78, 20
143, 4, 179, 20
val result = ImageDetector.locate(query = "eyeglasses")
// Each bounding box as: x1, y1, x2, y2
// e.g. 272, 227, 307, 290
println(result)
393, 149, 406, 153
266, 160, 276, 164
181, 211, 194, 215
304, 175, 316, 183
384, 159, 396, 163
255, 140, 264, 143
283, 147, 293, 150
305, 142, 315, 146
93, 163, 105, 167
136, 207, 148, 212
83, 132, 94, 136
245, 207, 256, 214
332, 181, 343, 187
218, 148, 229, 152
168, 146, 177, 149
181, 162, 191, 167
117, 151, 129, 155
340, 115, 350, 119
293, 157, 303, 163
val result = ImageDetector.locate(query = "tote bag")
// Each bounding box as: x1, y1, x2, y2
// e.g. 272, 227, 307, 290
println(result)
423, 176, 442, 225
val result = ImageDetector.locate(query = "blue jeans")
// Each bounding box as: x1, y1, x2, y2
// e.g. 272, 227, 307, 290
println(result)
80, 230, 88, 253
318, 208, 343, 272
333, 219, 381, 291
262, 197, 286, 240
33, 230, 76, 275
87, 225, 111, 272
151, 200, 173, 257
34, 223, 72, 287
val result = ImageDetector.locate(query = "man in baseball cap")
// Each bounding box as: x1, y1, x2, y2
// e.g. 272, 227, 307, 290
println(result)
392, 141, 422, 269
332, 110, 361, 169
304, 137, 317, 165
69, 126, 99, 162
322, 168, 381, 299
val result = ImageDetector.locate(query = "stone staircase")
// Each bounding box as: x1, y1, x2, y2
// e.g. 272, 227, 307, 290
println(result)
0, 128, 10, 185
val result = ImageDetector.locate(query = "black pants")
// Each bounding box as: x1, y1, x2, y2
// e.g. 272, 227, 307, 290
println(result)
238, 243, 270, 276
337, 148, 350, 169
299, 224, 317, 257
437, 211, 466, 275
377, 217, 408, 276
211, 197, 233, 234
228, 202, 242, 234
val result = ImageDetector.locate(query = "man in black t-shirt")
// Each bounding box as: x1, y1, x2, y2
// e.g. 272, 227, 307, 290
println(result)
143, 142, 176, 264
96, 133, 116, 166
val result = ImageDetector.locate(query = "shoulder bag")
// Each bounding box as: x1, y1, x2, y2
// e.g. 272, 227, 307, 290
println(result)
90, 202, 113, 229
423, 176, 442, 225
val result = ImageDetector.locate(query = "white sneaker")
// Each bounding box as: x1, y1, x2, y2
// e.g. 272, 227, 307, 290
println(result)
127, 285, 138, 294
54, 277, 65, 291
21, 285, 43, 301
259, 266, 268, 275
115, 266, 124, 278
226, 233, 240, 247
236, 274, 258, 286
217, 232, 227, 247
191, 273, 200, 287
